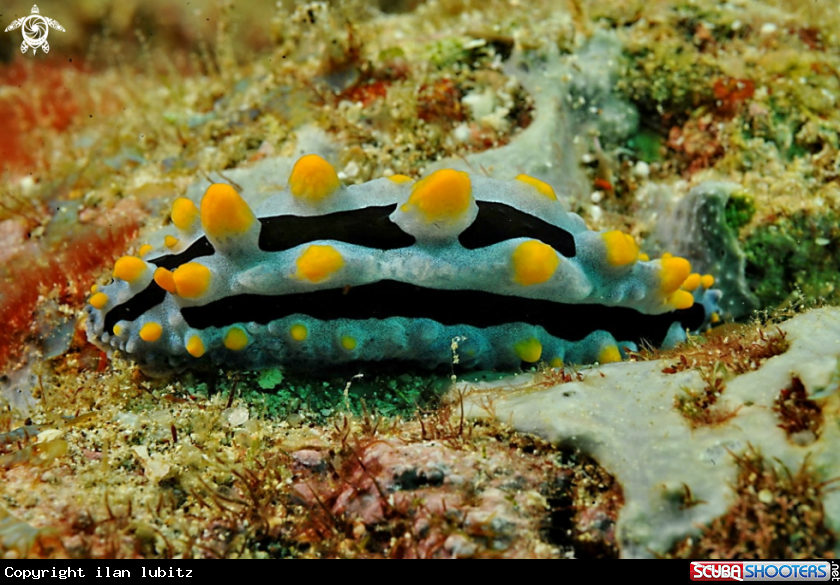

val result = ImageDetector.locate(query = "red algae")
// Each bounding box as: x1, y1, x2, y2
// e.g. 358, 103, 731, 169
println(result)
0, 62, 86, 174
417, 78, 465, 127
712, 77, 756, 119
0, 200, 144, 371
339, 79, 391, 107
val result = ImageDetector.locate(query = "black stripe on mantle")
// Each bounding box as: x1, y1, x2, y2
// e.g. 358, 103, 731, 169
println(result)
148, 201, 577, 271
180, 280, 703, 347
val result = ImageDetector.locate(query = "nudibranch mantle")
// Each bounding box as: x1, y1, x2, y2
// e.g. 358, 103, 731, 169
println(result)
86, 155, 721, 373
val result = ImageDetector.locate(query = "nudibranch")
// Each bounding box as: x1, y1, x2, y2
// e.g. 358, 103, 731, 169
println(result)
86, 155, 721, 373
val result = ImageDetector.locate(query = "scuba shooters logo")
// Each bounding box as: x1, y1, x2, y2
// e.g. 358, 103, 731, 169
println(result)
690, 561, 838, 582
4, 5, 65, 55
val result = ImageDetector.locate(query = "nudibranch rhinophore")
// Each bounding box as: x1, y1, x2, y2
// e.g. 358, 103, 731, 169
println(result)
86, 155, 722, 373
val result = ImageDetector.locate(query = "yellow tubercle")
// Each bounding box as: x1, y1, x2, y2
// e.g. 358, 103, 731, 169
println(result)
288, 154, 341, 202
659, 256, 692, 295
515, 174, 557, 200
701, 274, 715, 289
711, 312, 721, 324
153, 267, 177, 294
138, 244, 154, 257
514, 337, 543, 363
164, 235, 179, 249
638, 253, 650, 262
549, 357, 564, 369
200, 183, 256, 240
387, 174, 414, 184
113, 256, 148, 283
90, 284, 98, 293
400, 169, 472, 222
295, 245, 344, 283
171, 197, 200, 231
290, 324, 308, 341
112, 324, 123, 336
139, 322, 163, 342
341, 336, 357, 350
224, 328, 249, 351
668, 289, 695, 310
173, 262, 212, 299
601, 231, 639, 267
89, 292, 109, 310
598, 345, 622, 364
682, 273, 702, 292
186, 336, 205, 358
511, 240, 560, 286
661, 252, 673, 260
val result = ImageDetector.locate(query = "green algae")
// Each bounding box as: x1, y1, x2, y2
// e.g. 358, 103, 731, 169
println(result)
628, 129, 663, 163
743, 210, 840, 310
723, 190, 756, 232
197, 369, 454, 425
256, 368, 284, 391
426, 37, 474, 70
618, 33, 719, 118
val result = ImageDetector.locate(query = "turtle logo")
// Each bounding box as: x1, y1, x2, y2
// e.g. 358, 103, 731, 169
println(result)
4, 5, 65, 55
